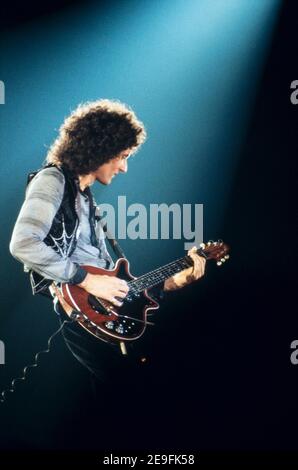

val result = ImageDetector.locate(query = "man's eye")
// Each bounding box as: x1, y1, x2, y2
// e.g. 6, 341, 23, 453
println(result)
118, 153, 130, 160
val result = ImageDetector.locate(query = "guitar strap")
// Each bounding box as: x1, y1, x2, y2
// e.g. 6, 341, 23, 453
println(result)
94, 206, 127, 261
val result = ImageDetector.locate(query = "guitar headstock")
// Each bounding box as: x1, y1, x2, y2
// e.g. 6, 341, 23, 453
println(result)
198, 240, 230, 266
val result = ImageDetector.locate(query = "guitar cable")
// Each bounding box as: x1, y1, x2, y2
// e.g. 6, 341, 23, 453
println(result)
0, 300, 76, 404
0, 285, 155, 403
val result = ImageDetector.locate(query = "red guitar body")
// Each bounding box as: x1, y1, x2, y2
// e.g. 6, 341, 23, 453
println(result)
59, 240, 229, 344
61, 258, 159, 344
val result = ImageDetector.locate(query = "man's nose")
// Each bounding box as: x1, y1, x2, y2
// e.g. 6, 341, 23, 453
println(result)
119, 159, 128, 173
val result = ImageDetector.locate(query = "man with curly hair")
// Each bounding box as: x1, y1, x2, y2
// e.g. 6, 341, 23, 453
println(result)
9, 99, 205, 391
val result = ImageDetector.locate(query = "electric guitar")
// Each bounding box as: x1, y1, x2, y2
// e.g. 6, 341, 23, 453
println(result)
57, 241, 229, 344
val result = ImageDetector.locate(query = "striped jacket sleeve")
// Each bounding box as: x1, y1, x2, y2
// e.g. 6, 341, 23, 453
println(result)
9, 166, 86, 283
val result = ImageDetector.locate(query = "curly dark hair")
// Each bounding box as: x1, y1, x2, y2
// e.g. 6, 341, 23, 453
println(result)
46, 99, 147, 175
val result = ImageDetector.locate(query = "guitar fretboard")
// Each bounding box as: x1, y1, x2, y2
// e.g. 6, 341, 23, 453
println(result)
128, 248, 206, 294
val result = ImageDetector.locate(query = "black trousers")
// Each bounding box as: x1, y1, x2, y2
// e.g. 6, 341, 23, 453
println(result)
56, 304, 150, 397
54, 304, 159, 448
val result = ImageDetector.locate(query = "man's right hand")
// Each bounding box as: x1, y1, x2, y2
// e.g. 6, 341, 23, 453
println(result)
78, 273, 129, 307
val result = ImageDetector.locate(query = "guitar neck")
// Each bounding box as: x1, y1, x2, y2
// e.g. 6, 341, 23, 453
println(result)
128, 248, 206, 293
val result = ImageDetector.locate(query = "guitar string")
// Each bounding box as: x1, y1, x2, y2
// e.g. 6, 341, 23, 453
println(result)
129, 258, 190, 287
92, 255, 201, 326
128, 247, 217, 293
92, 259, 196, 324
128, 247, 210, 288
128, 256, 194, 293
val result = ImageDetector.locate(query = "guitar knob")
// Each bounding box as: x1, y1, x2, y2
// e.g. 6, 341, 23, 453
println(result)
217, 261, 222, 266
199, 242, 206, 249
115, 324, 124, 334
224, 255, 230, 260
221, 258, 226, 263
105, 321, 115, 330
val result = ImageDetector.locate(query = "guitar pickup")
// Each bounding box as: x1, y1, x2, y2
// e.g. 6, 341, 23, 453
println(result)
88, 295, 111, 315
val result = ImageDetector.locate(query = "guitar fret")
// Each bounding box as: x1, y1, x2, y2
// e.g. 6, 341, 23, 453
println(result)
128, 253, 198, 293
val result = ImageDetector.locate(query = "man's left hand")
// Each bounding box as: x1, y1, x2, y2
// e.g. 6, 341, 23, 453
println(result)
164, 246, 206, 292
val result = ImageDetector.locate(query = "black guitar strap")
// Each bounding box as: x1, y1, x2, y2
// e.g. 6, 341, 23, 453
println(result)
94, 205, 127, 260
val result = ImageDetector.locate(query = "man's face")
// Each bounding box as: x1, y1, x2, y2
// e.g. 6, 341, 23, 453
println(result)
93, 149, 132, 185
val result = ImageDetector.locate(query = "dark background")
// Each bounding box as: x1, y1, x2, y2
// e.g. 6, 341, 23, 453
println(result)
0, 0, 297, 463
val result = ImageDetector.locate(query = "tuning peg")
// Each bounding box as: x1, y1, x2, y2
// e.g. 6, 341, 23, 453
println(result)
216, 261, 222, 266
